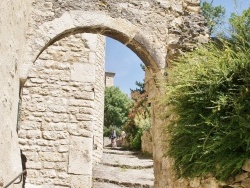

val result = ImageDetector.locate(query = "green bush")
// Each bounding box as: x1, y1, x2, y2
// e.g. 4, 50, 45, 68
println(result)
130, 128, 143, 150
163, 8, 250, 181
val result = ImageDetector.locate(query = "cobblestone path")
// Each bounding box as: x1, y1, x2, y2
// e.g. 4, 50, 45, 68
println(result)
92, 147, 154, 188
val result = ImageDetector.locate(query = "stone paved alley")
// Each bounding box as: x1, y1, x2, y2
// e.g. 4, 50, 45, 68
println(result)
92, 145, 154, 188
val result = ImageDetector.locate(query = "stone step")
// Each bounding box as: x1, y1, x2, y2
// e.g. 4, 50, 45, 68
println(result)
101, 162, 153, 169
92, 181, 128, 188
93, 164, 154, 188
101, 152, 153, 169
104, 148, 139, 155
93, 178, 153, 188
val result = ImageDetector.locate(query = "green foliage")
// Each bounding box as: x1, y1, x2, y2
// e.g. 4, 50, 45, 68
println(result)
104, 86, 132, 128
124, 65, 151, 150
229, 8, 250, 43
201, 1, 225, 35
103, 126, 122, 137
130, 128, 143, 150
164, 7, 250, 181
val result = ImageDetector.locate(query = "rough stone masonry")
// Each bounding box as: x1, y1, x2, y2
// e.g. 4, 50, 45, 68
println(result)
0, 0, 227, 187
18, 33, 105, 187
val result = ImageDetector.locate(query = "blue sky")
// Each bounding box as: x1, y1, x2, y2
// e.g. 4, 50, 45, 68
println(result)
105, 0, 250, 95
105, 37, 144, 95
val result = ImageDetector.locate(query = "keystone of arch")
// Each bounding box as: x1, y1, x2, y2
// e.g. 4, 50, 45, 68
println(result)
21, 11, 165, 80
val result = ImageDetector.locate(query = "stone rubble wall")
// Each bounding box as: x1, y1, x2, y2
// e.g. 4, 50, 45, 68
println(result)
19, 33, 104, 188
0, 0, 31, 187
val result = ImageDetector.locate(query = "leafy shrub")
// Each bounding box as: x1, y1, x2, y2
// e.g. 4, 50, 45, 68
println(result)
124, 90, 151, 150
130, 128, 143, 150
163, 8, 250, 181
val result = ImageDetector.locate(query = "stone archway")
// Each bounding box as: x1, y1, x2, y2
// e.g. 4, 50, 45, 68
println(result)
20, 10, 165, 81
19, 10, 164, 187
18, 1, 208, 187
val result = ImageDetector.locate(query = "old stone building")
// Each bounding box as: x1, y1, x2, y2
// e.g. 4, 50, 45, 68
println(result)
3, 0, 242, 188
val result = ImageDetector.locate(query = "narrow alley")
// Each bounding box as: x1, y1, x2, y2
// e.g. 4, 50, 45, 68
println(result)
92, 139, 154, 188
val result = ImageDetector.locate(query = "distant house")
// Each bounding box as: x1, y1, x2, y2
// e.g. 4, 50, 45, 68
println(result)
105, 72, 115, 87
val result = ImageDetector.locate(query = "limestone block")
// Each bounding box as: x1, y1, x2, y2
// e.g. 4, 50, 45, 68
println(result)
26, 116, 43, 122
39, 152, 66, 162
76, 114, 93, 121
58, 145, 69, 153
242, 159, 250, 172
26, 130, 42, 139
71, 175, 92, 188
78, 121, 94, 131
41, 169, 57, 178
26, 161, 42, 169
235, 172, 249, 183
25, 183, 43, 188
42, 131, 69, 140
56, 139, 69, 145
186, 6, 200, 14
68, 136, 92, 175
36, 139, 49, 146
68, 107, 79, 115
36, 103, 47, 112
70, 63, 95, 83
30, 78, 46, 84
19, 138, 27, 145
23, 152, 39, 161
48, 105, 67, 113
74, 91, 94, 100
241, 178, 250, 188
200, 177, 218, 188
39, 11, 74, 39
44, 113, 69, 123
58, 172, 70, 179
190, 177, 200, 187
184, 0, 200, 6
79, 107, 93, 114
55, 162, 68, 171
20, 63, 33, 81
28, 145, 41, 152
82, 34, 98, 50
20, 122, 41, 130
69, 99, 94, 108
68, 128, 92, 138
54, 179, 71, 187
43, 162, 55, 169
33, 112, 44, 117
83, 83, 95, 92
26, 170, 40, 179
40, 146, 57, 152
18, 130, 27, 138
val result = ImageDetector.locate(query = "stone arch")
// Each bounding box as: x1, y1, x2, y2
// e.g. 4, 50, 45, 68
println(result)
19, 10, 165, 187
23, 11, 165, 78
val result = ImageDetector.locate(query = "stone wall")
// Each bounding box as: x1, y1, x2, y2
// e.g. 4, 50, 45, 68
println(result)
17, 0, 211, 187
93, 35, 105, 164
141, 130, 153, 155
0, 0, 31, 187
18, 33, 104, 188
